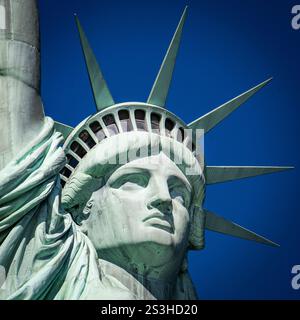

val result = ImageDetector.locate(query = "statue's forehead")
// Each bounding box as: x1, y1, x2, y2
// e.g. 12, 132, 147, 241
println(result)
107, 152, 191, 188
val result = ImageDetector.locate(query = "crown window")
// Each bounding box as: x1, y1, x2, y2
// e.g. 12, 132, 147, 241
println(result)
118, 110, 133, 132
135, 110, 147, 131
79, 130, 96, 149
103, 114, 119, 136
90, 121, 106, 142
70, 141, 87, 158
151, 113, 161, 134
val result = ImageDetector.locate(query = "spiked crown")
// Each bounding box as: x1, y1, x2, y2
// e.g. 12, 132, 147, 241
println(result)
56, 7, 292, 248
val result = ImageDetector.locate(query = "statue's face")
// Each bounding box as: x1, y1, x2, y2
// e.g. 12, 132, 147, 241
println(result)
82, 152, 193, 269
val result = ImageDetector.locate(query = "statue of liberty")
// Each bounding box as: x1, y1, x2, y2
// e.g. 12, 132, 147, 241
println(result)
0, 1, 292, 300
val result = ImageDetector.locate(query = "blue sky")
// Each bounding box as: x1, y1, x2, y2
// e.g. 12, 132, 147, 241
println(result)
39, 0, 299, 299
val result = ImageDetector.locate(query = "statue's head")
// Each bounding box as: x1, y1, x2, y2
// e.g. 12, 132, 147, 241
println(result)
61, 106, 205, 277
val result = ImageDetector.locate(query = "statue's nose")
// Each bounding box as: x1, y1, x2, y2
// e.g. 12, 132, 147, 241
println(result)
148, 180, 173, 215
150, 198, 172, 215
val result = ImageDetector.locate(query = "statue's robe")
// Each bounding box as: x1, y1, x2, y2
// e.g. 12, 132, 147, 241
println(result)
0, 118, 99, 299
0, 118, 142, 299
0, 118, 196, 300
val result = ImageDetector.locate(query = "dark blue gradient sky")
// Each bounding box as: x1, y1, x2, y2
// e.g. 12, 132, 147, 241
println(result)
39, 0, 299, 299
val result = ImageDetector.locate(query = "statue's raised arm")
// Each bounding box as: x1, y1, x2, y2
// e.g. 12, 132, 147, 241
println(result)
0, 0, 44, 171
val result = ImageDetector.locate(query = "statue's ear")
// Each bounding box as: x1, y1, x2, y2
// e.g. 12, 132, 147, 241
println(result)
188, 205, 206, 250
71, 199, 94, 226
83, 199, 94, 216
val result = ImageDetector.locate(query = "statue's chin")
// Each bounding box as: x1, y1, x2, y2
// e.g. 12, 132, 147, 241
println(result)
95, 236, 187, 278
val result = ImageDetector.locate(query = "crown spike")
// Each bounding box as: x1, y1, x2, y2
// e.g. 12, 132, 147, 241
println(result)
188, 78, 272, 134
147, 6, 188, 107
205, 210, 279, 247
75, 16, 115, 112
205, 166, 293, 185
54, 121, 74, 140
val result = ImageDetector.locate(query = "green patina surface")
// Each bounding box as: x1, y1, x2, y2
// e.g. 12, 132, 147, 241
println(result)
0, 0, 291, 300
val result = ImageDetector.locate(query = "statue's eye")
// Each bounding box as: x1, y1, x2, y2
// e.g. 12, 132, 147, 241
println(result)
110, 172, 150, 189
175, 195, 185, 205
168, 176, 191, 208
170, 189, 190, 208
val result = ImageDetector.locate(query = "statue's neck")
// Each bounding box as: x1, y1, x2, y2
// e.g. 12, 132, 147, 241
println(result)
98, 259, 176, 300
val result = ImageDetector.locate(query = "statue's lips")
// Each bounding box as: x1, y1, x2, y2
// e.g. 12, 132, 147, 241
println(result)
143, 212, 174, 233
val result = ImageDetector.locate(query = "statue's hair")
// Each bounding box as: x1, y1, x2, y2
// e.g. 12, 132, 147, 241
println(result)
61, 172, 102, 212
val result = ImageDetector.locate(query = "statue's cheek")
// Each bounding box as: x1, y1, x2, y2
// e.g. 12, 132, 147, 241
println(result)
172, 202, 190, 233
